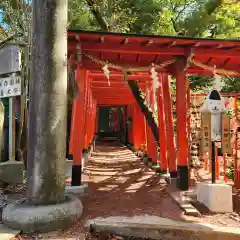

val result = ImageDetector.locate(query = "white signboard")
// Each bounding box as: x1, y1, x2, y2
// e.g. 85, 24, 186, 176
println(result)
0, 74, 21, 98
0, 45, 21, 75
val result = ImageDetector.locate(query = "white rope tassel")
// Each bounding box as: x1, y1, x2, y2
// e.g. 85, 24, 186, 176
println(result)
213, 65, 223, 92
150, 65, 160, 89
102, 64, 111, 87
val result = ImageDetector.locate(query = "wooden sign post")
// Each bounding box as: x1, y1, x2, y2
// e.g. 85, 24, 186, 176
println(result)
201, 112, 211, 154
200, 90, 231, 183
221, 115, 231, 154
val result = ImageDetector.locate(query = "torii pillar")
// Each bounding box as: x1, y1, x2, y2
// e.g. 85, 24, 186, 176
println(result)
161, 73, 177, 176
173, 58, 189, 190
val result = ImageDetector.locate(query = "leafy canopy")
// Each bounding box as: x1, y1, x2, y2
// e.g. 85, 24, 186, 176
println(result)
0, 0, 239, 92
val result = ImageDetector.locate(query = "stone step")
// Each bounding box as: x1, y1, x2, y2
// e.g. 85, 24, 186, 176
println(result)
91, 152, 132, 157
0, 224, 20, 240
167, 188, 201, 217
86, 216, 240, 240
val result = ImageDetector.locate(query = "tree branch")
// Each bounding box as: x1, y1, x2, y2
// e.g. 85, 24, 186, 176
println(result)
127, 80, 159, 146
85, 0, 110, 31
178, 0, 223, 37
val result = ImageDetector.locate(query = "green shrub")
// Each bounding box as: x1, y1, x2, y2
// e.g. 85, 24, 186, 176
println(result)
226, 162, 234, 181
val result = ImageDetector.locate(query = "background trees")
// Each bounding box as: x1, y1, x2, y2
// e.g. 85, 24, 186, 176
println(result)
0, 0, 239, 91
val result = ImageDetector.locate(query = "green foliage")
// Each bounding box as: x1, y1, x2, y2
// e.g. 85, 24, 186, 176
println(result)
1, 0, 239, 91
221, 77, 240, 93
68, 1, 97, 30
189, 75, 215, 92
226, 161, 234, 181
0, 0, 31, 41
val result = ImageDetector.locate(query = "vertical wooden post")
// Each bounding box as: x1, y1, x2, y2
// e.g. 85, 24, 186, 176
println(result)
69, 102, 75, 160
0, 102, 4, 162
124, 106, 129, 144
9, 97, 16, 161
145, 84, 152, 159
234, 97, 240, 187
127, 105, 133, 144
138, 104, 146, 151
223, 153, 227, 182
148, 81, 158, 163
132, 103, 139, 150
162, 74, 177, 176
86, 90, 91, 146
132, 102, 146, 151
157, 75, 168, 171
175, 62, 189, 190
146, 125, 152, 159
71, 68, 87, 186
92, 100, 97, 141
204, 153, 208, 171
87, 92, 91, 146
216, 155, 220, 180
186, 79, 191, 184
83, 80, 89, 149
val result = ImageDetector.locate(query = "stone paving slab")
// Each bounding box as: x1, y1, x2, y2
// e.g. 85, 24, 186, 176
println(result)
167, 187, 201, 217
0, 224, 20, 240
86, 215, 240, 240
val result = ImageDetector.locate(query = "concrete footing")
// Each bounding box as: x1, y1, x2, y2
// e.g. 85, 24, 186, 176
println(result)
65, 183, 88, 196
0, 161, 24, 184
2, 195, 83, 233
197, 182, 233, 213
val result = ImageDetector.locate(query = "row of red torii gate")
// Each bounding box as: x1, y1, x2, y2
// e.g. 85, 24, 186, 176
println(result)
67, 30, 240, 190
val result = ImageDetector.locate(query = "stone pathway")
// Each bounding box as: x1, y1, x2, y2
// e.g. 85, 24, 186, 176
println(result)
18, 138, 240, 239
22, 139, 186, 239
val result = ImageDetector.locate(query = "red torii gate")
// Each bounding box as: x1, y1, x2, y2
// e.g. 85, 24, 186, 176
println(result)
67, 30, 240, 189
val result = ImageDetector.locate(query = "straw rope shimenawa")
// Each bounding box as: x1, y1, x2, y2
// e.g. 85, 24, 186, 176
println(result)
82, 51, 240, 77
82, 52, 175, 72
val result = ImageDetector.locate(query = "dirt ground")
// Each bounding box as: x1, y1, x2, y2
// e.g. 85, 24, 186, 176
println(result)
16, 140, 240, 239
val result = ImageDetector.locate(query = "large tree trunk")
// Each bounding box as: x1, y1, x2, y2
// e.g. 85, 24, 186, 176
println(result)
127, 80, 159, 146
27, 0, 68, 205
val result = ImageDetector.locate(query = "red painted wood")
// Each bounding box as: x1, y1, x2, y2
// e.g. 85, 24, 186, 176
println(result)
89, 73, 150, 79
68, 31, 240, 49
71, 59, 240, 76
234, 97, 240, 187
68, 42, 240, 59
157, 75, 168, 171
186, 79, 191, 183
162, 74, 177, 171
127, 105, 133, 144
176, 68, 188, 166
71, 68, 88, 166
69, 100, 76, 156
83, 78, 90, 149
132, 103, 145, 150
148, 82, 158, 163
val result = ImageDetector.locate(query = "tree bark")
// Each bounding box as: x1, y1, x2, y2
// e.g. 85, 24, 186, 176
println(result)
27, 0, 68, 205
127, 80, 159, 146
85, 0, 109, 31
